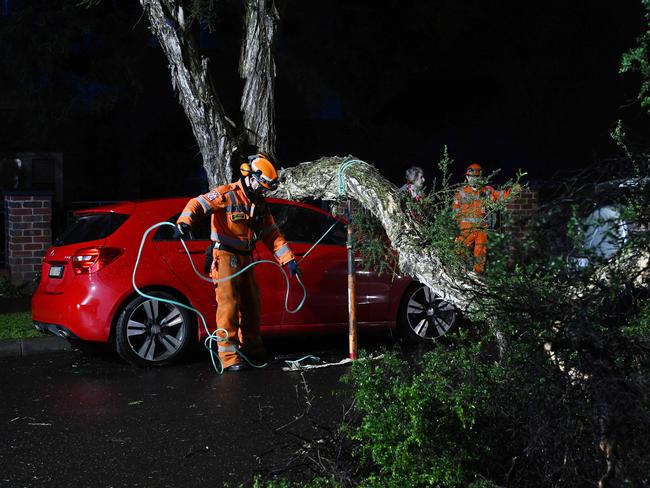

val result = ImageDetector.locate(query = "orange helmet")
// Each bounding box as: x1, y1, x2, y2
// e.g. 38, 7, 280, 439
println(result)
466, 163, 483, 176
240, 154, 279, 190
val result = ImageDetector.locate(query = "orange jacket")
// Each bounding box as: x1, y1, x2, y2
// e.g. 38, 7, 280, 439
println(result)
452, 185, 511, 230
177, 180, 295, 265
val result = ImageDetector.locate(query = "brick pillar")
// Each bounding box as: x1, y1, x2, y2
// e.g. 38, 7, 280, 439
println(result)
5, 193, 53, 286
505, 188, 539, 239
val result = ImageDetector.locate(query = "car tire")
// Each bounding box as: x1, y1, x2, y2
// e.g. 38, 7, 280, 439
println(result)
115, 291, 195, 367
396, 283, 459, 343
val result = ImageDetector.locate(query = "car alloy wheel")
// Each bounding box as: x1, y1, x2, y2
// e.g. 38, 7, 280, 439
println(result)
115, 291, 194, 367
398, 284, 458, 341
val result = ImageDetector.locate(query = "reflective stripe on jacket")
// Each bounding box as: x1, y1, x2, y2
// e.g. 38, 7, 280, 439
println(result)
176, 180, 295, 265
452, 185, 511, 228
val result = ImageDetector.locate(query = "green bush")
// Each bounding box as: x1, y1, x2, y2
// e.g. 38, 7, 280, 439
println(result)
343, 342, 498, 488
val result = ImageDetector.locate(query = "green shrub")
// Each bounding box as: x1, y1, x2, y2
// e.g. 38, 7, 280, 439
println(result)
0, 312, 39, 341
342, 341, 499, 487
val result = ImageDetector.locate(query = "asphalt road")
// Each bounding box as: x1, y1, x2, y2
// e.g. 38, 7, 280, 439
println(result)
0, 333, 397, 488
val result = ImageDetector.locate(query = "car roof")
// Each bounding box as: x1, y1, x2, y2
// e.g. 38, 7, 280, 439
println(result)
73, 196, 337, 220
74, 201, 136, 216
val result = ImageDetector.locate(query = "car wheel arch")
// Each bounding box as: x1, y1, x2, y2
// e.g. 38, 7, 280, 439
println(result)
109, 285, 199, 345
396, 281, 460, 342
396, 281, 424, 323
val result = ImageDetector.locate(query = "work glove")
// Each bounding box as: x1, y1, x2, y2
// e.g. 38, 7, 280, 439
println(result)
173, 222, 192, 240
286, 259, 301, 278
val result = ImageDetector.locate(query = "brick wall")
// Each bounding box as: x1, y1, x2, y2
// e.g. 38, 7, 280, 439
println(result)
5, 193, 52, 286
505, 188, 539, 239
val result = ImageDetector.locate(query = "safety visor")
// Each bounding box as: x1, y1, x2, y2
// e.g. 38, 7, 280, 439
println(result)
251, 165, 279, 190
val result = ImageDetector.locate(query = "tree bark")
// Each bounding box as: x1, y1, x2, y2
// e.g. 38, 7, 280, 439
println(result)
240, 0, 279, 158
139, 0, 235, 187
274, 156, 481, 312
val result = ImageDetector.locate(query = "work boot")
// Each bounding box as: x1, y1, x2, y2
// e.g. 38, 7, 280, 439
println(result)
225, 362, 249, 372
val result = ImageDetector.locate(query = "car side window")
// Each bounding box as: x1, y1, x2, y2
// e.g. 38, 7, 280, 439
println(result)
269, 204, 346, 246
153, 213, 211, 241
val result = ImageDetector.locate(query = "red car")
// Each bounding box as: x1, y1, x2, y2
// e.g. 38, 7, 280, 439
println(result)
32, 197, 458, 366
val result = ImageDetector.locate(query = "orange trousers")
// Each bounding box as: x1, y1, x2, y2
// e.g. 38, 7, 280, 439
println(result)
211, 250, 265, 368
456, 229, 488, 273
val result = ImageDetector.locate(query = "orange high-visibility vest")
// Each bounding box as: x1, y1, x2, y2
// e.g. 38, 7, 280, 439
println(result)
177, 180, 294, 265
452, 185, 511, 230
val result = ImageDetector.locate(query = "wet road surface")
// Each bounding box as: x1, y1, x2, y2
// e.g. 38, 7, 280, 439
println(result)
0, 332, 399, 488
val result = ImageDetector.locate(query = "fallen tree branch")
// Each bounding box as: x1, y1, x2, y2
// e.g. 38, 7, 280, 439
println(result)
275, 156, 481, 312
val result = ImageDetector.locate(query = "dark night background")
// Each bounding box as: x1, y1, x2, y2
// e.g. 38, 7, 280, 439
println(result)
0, 0, 646, 205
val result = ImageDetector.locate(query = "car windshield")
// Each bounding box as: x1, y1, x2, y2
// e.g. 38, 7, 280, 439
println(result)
55, 213, 129, 246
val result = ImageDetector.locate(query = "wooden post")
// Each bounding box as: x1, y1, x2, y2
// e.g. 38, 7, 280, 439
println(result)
347, 199, 358, 360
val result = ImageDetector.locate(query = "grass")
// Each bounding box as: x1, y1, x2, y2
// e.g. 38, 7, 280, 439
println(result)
0, 311, 43, 341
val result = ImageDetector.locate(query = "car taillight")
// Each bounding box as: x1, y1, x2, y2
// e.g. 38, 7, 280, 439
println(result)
71, 247, 123, 275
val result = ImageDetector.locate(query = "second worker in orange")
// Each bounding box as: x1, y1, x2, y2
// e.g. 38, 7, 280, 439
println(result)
453, 163, 516, 273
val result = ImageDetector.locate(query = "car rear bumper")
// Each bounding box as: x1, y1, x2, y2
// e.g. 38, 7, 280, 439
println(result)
31, 278, 122, 343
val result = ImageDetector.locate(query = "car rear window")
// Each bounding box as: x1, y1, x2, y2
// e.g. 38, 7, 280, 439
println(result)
55, 213, 129, 246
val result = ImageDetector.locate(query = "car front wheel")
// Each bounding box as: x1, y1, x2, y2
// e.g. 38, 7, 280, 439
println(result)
397, 283, 458, 342
115, 291, 194, 367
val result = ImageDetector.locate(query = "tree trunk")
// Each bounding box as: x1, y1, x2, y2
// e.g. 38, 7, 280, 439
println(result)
274, 156, 482, 311
240, 0, 279, 158
139, 0, 235, 187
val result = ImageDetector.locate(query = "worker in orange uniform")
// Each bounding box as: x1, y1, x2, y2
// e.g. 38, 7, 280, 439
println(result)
175, 154, 300, 372
453, 163, 513, 273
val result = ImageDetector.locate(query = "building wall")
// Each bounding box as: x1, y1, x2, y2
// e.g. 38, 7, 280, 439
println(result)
5, 193, 52, 286
505, 188, 539, 239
